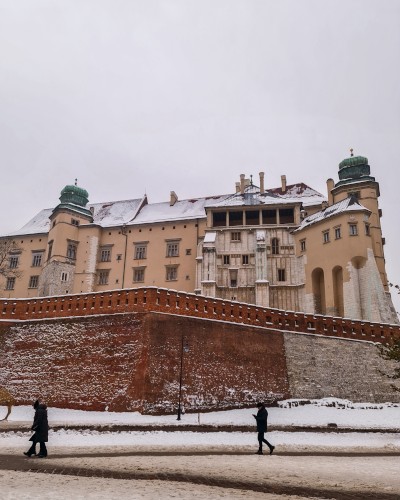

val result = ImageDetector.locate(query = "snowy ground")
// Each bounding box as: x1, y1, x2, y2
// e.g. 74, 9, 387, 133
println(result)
0, 471, 315, 500
2, 398, 400, 429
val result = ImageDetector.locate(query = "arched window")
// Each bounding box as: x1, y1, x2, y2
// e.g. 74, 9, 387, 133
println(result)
271, 238, 279, 255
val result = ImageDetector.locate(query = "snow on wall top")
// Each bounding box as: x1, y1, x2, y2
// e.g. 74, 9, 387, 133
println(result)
209, 183, 326, 208
293, 196, 371, 232
6, 195, 229, 237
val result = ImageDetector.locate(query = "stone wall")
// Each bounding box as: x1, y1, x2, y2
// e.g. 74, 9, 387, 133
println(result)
283, 331, 400, 403
38, 260, 75, 297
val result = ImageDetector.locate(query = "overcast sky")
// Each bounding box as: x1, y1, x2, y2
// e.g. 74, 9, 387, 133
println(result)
0, 0, 399, 309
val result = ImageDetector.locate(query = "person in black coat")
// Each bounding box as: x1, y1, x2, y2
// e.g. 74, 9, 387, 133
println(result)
24, 400, 49, 458
253, 402, 274, 455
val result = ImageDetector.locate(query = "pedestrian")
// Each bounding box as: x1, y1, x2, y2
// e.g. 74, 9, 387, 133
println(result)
253, 402, 274, 455
24, 400, 49, 458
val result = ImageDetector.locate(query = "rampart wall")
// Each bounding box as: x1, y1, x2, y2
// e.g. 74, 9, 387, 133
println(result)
0, 287, 399, 413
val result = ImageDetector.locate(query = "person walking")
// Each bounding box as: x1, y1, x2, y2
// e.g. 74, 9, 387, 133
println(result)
24, 400, 49, 458
253, 402, 274, 455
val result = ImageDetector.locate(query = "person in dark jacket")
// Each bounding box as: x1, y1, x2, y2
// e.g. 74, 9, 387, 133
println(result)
24, 400, 49, 458
253, 402, 274, 455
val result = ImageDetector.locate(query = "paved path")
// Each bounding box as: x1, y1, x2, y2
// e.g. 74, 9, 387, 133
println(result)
0, 453, 398, 500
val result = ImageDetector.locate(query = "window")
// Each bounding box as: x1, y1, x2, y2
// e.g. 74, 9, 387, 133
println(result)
9, 255, 19, 269
300, 240, 306, 251
245, 210, 260, 225
52, 220, 56, 228
47, 242, 53, 261
29, 276, 39, 288
242, 255, 249, 265
278, 269, 286, 281
71, 219, 80, 226
229, 211, 243, 226
186, 249, 191, 255
166, 267, 178, 281
350, 225, 357, 236
117, 254, 122, 261
67, 244, 77, 259
348, 191, 360, 199
101, 249, 111, 262
223, 255, 230, 265
323, 232, 330, 243
134, 269, 145, 282
231, 232, 241, 241
5, 277, 15, 290
271, 238, 279, 255
61, 272, 68, 282
134, 245, 147, 259
186, 275, 190, 280
32, 253, 43, 267
365, 224, 371, 236
262, 209, 277, 225
279, 208, 294, 224
166, 243, 179, 257
213, 211, 226, 227
335, 228, 341, 239
230, 270, 238, 287
99, 271, 109, 285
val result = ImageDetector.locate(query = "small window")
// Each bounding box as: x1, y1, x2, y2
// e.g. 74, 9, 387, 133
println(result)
29, 276, 39, 288
117, 254, 122, 261
213, 211, 227, 227
279, 208, 294, 224
229, 211, 243, 226
278, 269, 285, 281
71, 219, 80, 226
186, 275, 190, 280
323, 232, 330, 243
262, 209, 277, 225
67, 244, 77, 259
99, 271, 109, 285
5, 277, 15, 290
230, 279, 237, 287
101, 249, 111, 262
61, 272, 68, 282
335, 228, 341, 239
350, 225, 357, 236
365, 224, 370, 236
245, 210, 260, 226
223, 255, 230, 265
231, 232, 241, 241
52, 220, 56, 228
242, 255, 249, 265
135, 246, 147, 259
32, 253, 43, 267
47, 242, 53, 261
134, 269, 144, 282
9, 255, 19, 269
186, 249, 191, 255
271, 238, 279, 255
166, 267, 178, 281
166, 243, 179, 257
300, 240, 306, 251
230, 269, 238, 288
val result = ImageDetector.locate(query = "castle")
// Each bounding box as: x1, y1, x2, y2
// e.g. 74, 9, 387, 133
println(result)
1, 153, 397, 325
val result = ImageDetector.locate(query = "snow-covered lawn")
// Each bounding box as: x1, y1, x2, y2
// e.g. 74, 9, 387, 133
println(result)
2, 398, 400, 429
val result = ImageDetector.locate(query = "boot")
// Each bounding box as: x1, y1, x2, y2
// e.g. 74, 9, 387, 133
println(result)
255, 449, 263, 455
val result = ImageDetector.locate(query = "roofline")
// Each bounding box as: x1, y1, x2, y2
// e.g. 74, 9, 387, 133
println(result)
292, 205, 372, 233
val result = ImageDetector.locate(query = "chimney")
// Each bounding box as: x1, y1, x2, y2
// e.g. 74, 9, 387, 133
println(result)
170, 191, 178, 206
235, 182, 240, 193
281, 175, 286, 193
259, 172, 265, 195
326, 178, 334, 206
240, 174, 245, 195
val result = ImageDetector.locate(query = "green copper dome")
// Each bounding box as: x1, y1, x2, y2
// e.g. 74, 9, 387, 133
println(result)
59, 184, 89, 207
335, 153, 375, 188
339, 155, 368, 170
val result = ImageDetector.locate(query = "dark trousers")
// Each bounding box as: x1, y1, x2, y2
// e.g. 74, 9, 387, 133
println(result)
258, 432, 273, 451
27, 440, 47, 457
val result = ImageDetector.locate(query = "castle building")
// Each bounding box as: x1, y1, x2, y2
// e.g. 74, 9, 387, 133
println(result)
1, 154, 397, 324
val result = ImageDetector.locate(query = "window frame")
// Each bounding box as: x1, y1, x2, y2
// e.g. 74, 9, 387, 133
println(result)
98, 271, 109, 285
166, 243, 179, 257
9, 255, 20, 269
300, 240, 306, 251
278, 269, 286, 282
271, 238, 279, 255
100, 249, 112, 262
231, 231, 241, 242
335, 227, 341, 239
323, 231, 330, 243
31, 252, 43, 267
242, 255, 249, 265
5, 277, 15, 290
133, 269, 145, 283
349, 224, 358, 236
29, 275, 39, 289
166, 266, 178, 281
67, 244, 77, 260
223, 255, 230, 265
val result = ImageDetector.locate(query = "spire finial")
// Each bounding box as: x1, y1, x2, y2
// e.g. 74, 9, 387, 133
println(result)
350, 148, 353, 157
75, 178, 78, 186
250, 174, 253, 185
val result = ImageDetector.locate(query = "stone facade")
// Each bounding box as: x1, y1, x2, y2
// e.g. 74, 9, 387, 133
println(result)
38, 260, 75, 297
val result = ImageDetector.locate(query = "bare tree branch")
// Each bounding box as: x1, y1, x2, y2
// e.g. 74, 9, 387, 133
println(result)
0, 238, 24, 280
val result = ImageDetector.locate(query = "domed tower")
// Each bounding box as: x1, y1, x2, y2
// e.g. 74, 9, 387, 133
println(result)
38, 181, 93, 297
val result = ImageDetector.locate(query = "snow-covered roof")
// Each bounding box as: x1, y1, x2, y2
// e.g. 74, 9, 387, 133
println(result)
131, 195, 229, 225
6, 194, 230, 237
208, 183, 326, 209
293, 196, 371, 232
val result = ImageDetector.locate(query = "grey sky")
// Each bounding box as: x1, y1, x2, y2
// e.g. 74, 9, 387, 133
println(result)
0, 0, 399, 309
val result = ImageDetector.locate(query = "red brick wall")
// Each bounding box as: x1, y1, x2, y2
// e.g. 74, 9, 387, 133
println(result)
0, 312, 290, 413
1, 286, 398, 344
